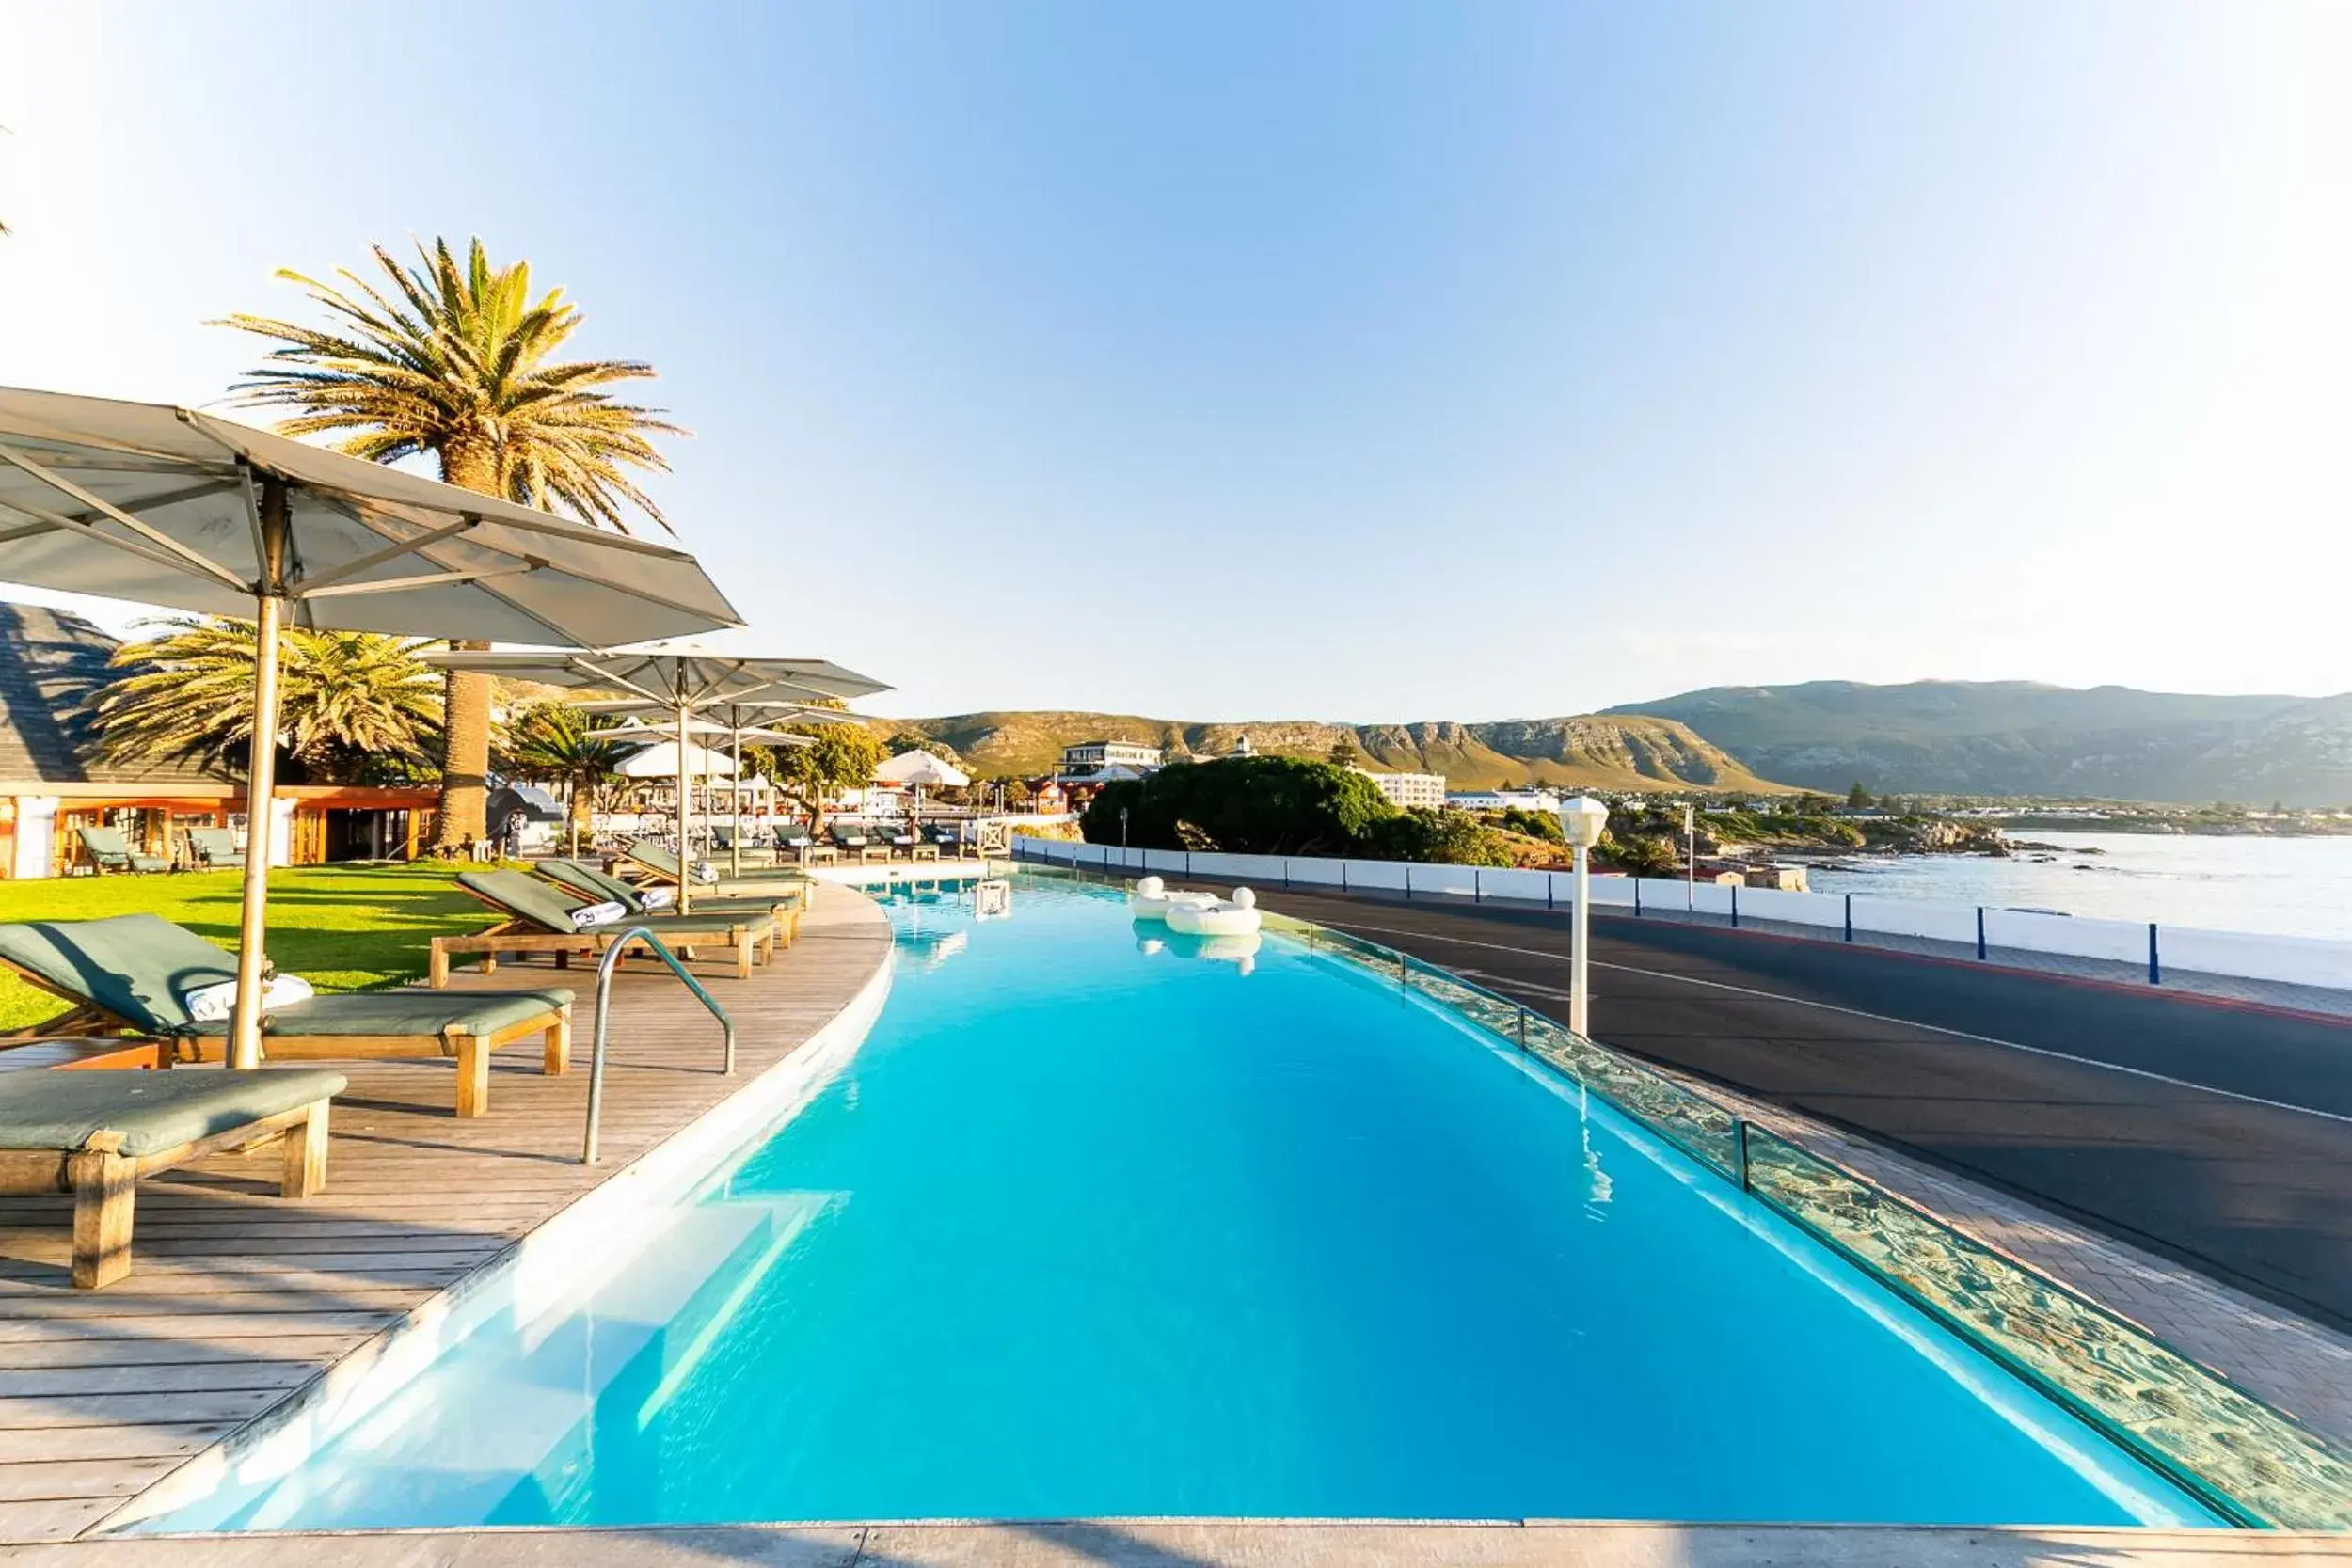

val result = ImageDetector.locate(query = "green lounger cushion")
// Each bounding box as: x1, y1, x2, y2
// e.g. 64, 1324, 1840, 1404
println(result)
0, 915, 573, 1039
0, 914, 228, 1034
195, 989, 573, 1039
0, 1068, 345, 1157
538, 858, 645, 908
540, 861, 794, 922
458, 870, 771, 935
619, 843, 808, 892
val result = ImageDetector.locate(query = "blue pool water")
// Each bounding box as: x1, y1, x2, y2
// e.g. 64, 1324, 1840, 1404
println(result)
171, 877, 2216, 1529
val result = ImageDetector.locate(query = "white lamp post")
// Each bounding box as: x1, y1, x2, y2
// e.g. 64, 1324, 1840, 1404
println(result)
1558, 795, 1611, 1036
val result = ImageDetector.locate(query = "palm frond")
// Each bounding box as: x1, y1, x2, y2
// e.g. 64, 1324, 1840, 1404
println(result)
216, 235, 680, 534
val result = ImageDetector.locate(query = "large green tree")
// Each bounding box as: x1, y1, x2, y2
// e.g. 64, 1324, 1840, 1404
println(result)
760, 724, 887, 832
218, 237, 681, 849
1085, 756, 1392, 857
92, 615, 440, 783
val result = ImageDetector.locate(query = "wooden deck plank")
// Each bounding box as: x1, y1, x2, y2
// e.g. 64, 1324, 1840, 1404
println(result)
0, 880, 893, 1544
0, 1457, 180, 1502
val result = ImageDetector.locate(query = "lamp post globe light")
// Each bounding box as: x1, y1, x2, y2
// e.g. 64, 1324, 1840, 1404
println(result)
1558, 796, 1610, 1036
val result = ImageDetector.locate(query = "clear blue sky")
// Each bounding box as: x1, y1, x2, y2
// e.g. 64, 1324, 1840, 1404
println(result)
2, 1, 2346, 719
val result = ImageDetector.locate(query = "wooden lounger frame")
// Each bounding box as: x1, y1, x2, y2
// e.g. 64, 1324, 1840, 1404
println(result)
0, 958, 570, 1121
428, 914, 776, 989
0, 1093, 332, 1288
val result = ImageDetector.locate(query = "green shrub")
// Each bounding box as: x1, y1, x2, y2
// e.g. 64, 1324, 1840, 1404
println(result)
1081, 757, 1391, 856
1361, 809, 1514, 866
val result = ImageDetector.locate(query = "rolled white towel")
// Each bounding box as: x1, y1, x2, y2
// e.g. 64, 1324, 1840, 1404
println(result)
181, 973, 315, 1022
264, 974, 315, 1008
179, 980, 239, 1023
569, 899, 628, 930
692, 862, 720, 884
638, 886, 677, 911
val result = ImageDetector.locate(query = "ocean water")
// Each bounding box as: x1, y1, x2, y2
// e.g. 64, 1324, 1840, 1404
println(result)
1799, 832, 2352, 942
171, 879, 2215, 1531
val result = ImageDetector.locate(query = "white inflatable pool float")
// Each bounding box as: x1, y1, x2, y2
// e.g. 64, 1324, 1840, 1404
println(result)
1165, 886, 1262, 937
1130, 875, 1218, 922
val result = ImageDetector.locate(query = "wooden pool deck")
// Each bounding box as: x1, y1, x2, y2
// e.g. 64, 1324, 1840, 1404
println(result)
0, 879, 894, 1544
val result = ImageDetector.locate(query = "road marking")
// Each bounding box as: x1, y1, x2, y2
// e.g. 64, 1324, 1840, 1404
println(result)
1316, 918, 2352, 1129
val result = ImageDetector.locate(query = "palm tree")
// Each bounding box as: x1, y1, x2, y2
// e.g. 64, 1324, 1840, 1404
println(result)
499, 701, 628, 854
92, 616, 441, 783
217, 236, 682, 851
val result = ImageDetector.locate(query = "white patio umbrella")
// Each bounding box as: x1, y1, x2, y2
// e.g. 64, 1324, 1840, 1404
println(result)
582, 696, 846, 876
426, 645, 887, 908
0, 388, 740, 1069
612, 738, 737, 779
874, 750, 973, 845
873, 750, 971, 788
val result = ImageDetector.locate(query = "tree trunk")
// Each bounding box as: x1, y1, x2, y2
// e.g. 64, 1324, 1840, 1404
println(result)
566, 776, 592, 855
430, 438, 500, 852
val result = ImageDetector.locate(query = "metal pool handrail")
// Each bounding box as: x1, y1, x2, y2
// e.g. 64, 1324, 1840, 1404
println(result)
582, 926, 737, 1166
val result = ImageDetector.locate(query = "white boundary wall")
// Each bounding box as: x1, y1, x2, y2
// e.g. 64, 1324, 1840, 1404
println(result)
1012, 836, 2352, 995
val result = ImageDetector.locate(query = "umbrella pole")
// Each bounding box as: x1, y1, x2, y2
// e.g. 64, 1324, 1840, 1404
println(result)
230, 547, 289, 1071
731, 721, 745, 880
675, 695, 693, 914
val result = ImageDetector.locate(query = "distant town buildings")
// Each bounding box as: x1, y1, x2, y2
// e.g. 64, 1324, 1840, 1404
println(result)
1448, 786, 1565, 815
1352, 768, 1448, 810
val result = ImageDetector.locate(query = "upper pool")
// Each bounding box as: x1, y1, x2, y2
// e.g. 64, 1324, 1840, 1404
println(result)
160, 876, 2215, 1530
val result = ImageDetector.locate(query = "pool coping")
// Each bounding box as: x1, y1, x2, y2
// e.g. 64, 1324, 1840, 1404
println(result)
18, 1517, 2352, 1564
82, 902, 897, 1538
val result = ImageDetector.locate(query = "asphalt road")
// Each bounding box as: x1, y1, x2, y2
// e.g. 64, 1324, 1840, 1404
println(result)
1254, 886, 2352, 1332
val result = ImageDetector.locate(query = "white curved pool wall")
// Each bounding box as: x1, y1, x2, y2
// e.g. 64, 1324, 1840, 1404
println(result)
101, 955, 895, 1535
1014, 837, 2352, 992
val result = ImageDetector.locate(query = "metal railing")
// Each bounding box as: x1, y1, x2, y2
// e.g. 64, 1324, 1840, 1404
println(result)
582, 926, 737, 1166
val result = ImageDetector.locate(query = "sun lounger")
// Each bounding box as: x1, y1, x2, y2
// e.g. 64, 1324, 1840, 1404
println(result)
829, 825, 891, 864
0, 1067, 343, 1287
536, 858, 802, 944
614, 841, 816, 898
775, 826, 834, 866
185, 825, 245, 871
437, 870, 782, 986
75, 826, 169, 876
0, 915, 571, 1119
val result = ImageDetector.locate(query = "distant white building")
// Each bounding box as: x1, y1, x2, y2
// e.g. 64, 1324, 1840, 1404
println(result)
1229, 733, 1257, 758
1352, 768, 1447, 810
1057, 740, 1164, 785
1448, 787, 1565, 815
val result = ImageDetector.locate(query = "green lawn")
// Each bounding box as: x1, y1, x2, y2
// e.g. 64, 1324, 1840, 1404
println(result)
0, 863, 506, 1029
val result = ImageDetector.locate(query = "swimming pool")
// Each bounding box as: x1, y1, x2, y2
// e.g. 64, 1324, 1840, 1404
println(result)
152, 877, 2217, 1530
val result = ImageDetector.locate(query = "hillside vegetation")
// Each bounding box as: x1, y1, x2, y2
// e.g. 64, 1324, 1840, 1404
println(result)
1605, 680, 2352, 805
883, 711, 1788, 793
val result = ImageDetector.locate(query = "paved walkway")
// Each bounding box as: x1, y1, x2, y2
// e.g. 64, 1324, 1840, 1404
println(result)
0, 883, 892, 1544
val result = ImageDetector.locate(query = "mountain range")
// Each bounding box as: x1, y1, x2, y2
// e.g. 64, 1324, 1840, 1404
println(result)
885, 712, 1780, 794
1603, 681, 2352, 805
886, 680, 2352, 805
